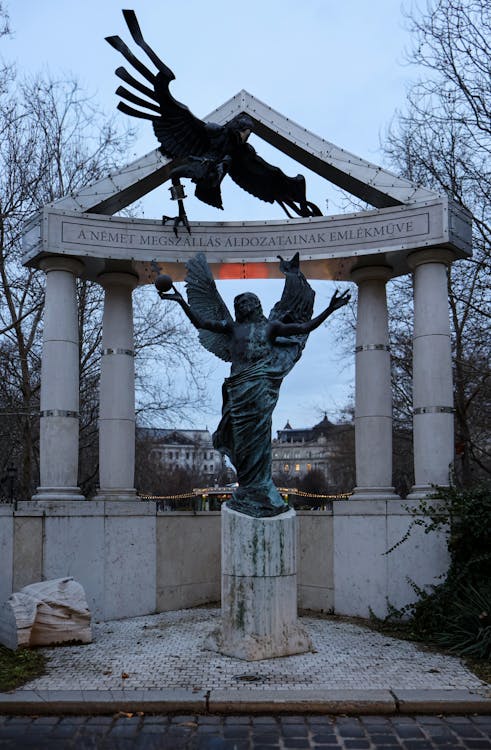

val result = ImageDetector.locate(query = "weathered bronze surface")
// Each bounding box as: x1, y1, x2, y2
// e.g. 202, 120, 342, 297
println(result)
156, 252, 349, 518
106, 11, 321, 225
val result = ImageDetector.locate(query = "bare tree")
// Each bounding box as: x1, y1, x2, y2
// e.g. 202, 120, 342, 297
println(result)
0, 71, 135, 497
0, 62, 209, 499
381, 0, 491, 485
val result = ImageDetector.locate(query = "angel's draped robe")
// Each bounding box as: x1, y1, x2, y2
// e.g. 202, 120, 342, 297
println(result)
213, 339, 307, 518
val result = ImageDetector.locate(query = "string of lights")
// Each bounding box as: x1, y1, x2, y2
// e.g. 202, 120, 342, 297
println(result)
140, 488, 351, 501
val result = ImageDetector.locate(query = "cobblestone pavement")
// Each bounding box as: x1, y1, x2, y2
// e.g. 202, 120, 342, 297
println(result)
23, 609, 487, 692
0, 713, 490, 748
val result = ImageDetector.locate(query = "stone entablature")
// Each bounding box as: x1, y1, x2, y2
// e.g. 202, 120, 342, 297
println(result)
23, 196, 471, 284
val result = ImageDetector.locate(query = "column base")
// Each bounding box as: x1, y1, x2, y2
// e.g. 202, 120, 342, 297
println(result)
406, 484, 444, 501
32, 486, 85, 502
205, 621, 312, 661
93, 488, 138, 502
351, 486, 400, 501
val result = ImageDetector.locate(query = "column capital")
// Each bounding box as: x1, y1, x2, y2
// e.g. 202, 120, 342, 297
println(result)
350, 265, 392, 284
408, 248, 456, 270
97, 271, 139, 290
39, 256, 84, 276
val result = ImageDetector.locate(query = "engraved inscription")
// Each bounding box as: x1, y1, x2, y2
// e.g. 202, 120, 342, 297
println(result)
61, 212, 430, 255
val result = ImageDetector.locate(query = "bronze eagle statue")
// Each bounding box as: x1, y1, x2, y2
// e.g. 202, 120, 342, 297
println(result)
106, 10, 322, 231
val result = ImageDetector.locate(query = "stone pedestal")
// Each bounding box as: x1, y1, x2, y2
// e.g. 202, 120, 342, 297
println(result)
206, 504, 312, 661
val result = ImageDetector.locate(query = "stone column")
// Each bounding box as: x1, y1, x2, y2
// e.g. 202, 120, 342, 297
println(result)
33, 257, 85, 501
351, 266, 398, 500
206, 505, 312, 660
408, 250, 455, 498
95, 272, 138, 501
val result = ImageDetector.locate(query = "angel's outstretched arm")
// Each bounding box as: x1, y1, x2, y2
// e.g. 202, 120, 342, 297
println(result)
158, 289, 232, 334
270, 289, 351, 338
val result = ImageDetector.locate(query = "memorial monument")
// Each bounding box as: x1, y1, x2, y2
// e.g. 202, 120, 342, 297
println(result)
105, 11, 351, 656
9, 8, 472, 629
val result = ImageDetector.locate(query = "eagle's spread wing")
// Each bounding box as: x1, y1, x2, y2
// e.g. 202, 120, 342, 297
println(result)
268, 253, 315, 374
106, 10, 211, 160
185, 253, 234, 362
229, 143, 306, 205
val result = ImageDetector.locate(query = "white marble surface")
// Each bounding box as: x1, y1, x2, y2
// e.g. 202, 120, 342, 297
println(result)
0, 510, 13, 607
103, 513, 156, 620
96, 272, 138, 500
410, 251, 455, 493
0, 577, 92, 650
214, 505, 311, 660
332, 500, 449, 619
352, 266, 397, 500
36, 257, 84, 501
43, 513, 105, 619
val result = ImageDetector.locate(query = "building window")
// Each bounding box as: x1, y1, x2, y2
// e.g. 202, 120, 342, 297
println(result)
295, 463, 300, 472
307, 463, 312, 472
284, 463, 290, 472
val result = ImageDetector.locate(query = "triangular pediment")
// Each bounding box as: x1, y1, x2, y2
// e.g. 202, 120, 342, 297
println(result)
50, 90, 437, 216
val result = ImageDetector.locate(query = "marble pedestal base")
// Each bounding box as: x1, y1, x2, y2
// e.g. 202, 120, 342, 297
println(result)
206, 504, 312, 661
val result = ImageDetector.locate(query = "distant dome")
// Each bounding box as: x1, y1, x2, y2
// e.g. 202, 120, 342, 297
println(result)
312, 414, 332, 438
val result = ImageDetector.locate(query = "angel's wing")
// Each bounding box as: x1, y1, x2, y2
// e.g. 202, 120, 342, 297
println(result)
268, 253, 315, 375
185, 253, 234, 362
269, 253, 315, 325
106, 10, 212, 159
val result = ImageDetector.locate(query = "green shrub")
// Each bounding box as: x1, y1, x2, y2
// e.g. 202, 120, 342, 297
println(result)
388, 480, 491, 660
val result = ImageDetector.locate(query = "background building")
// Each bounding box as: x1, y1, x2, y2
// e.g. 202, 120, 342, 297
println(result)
272, 415, 354, 491
137, 427, 225, 484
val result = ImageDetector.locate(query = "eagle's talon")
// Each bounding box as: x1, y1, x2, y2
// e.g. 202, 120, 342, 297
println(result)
161, 214, 191, 237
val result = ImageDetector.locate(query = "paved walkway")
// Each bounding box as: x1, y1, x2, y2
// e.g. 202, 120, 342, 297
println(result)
0, 608, 489, 718
14, 608, 489, 692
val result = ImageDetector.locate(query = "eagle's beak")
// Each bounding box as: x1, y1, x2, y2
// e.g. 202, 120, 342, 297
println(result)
239, 128, 252, 142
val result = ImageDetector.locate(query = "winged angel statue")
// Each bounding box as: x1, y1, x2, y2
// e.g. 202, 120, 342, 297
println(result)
157, 253, 350, 518
106, 10, 322, 231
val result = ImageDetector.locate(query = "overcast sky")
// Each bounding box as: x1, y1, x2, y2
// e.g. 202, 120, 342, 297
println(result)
5, 0, 418, 434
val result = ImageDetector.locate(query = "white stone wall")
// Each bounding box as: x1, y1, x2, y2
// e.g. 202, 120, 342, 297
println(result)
332, 499, 450, 618
2, 501, 448, 621
157, 512, 221, 610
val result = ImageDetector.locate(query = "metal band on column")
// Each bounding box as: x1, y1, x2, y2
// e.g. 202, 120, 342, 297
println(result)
355, 344, 391, 353
40, 410, 79, 418
414, 406, 454, 415
101, 348, 135, 356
